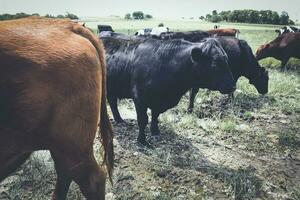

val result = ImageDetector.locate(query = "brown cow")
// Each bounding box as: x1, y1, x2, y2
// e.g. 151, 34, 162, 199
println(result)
207, 28, 240, 37
0, 17, 113, 199
256, 32, 300, 70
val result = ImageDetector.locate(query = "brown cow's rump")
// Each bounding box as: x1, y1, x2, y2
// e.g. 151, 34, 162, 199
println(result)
0, 17, 113, 199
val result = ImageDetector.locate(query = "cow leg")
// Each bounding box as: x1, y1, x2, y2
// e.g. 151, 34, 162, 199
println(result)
133, 100, 149, 147
280, 58, 289, 71
188, 88, 199, 113
107, 96, 124, 123
0, 152, 31, 182
51, 150, 106, 200
150, 110, 161, 141
51, 153, 72, 200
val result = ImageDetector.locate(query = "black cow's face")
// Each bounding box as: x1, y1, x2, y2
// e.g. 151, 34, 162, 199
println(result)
250, 67, 269, 94
191, 39, 236, 94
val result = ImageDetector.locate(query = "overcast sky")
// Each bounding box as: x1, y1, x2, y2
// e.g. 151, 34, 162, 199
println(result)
1, 0, 299, 21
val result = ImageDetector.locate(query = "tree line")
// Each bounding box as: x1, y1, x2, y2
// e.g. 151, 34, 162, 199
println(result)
201, 10, 295, 25
0, 12, 79, 21
124, 11, 153, 20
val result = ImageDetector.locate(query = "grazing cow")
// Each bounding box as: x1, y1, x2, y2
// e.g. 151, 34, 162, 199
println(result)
0, 17, 114, 200
275, 26, 300, 36
188, 37, 269, 111
101, 32, 235, 146
155, 31, 269, 112
256, 32, 300, 70
207, 28, 240, 37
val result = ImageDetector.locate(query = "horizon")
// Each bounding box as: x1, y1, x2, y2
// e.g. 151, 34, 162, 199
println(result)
0, 0, 299, 21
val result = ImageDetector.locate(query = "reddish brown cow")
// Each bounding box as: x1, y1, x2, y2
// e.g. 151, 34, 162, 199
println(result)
256, 32, 300, 70
0, 17, 113, 199
207, 28, 240, 37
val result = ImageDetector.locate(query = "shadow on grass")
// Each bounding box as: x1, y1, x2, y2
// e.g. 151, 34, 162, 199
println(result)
112, 119, 263, 200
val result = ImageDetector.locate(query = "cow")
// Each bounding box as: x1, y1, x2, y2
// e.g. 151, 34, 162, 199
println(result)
100, 32, 235, 146
256, 32, 300, 70
275, 26, 300, 36
162, 30, 211, 41
0, 17, 114, 200
207, 28, 240, 37
153, 31, 269, 112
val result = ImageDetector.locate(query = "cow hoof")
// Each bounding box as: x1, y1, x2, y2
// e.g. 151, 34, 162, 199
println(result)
137, 139, 153, 149
151, 135, 161, 142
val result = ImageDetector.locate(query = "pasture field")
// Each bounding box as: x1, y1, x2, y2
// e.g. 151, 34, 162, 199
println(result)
0, 18, 299, 200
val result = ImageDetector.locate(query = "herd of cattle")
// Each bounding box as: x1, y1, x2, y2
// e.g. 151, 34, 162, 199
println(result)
0, 17, 299, 199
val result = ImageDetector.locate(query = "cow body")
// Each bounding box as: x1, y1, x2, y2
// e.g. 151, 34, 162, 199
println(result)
256, 32, 300, 70
207, 28, 240, 37
159, 31, 268, 112
101, 33, 235, 146
0, 17, 113, 200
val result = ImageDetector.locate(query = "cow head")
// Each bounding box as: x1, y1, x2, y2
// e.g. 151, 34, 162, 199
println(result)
256, 43, 270, 60
191, 38, 235, 94
249, 67, 269, 94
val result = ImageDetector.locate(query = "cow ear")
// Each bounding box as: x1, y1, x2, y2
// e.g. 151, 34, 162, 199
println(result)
191, 47, 206, 63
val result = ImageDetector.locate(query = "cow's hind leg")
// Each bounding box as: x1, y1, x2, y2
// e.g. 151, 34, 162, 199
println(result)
187, 88, 199, 113
0, 152, 31, 182
51, 150, 106, 200
150, 110, 161, 142
107, 96, 125, 123
51, 152, 72, 200
133, 99, 150, 147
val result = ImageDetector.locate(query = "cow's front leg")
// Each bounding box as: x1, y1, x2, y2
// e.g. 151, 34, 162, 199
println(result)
188, 88, 199, 113
150, 110, 161, 142
133, 99, 150, 147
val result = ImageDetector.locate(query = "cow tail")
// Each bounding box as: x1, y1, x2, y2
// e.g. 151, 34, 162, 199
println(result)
72, 23, 114, 184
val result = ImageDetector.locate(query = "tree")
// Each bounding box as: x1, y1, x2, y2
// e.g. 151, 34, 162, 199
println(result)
212, 10, 218, 16
158, 23, 164, 27
124, 13, 131, 20
205, 14, 212, 21
132, 11, 144, 20
199, 16, 205, 20
211, 15, 222, 23
57, 14, 65, 19
145, 14, 153, 19
65, 12, 79, 20
280, 11, 289, 25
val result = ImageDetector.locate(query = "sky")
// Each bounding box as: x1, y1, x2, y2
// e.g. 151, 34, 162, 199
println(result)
0, 0, 299, 21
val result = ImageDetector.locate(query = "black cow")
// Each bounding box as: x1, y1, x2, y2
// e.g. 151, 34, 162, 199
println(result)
162, 30, 211, 41
101, 33, 235, 146
188, 37, 269, 111
161, 31, 269, 112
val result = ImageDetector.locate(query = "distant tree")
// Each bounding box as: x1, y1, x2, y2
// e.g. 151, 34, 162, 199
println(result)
145, 14, 153, 19
205, 14, 212, 21
124, 13, 131, 20
158, 23, 164, 27
212, 10, 218, 16
45, 14, 55, 18
280, 11, 290, 25
132, 11, 144, 20
65, 12, 79, 20
199, 16, 205, 20
57, 14, 65, 19
211, 15, 222, 23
